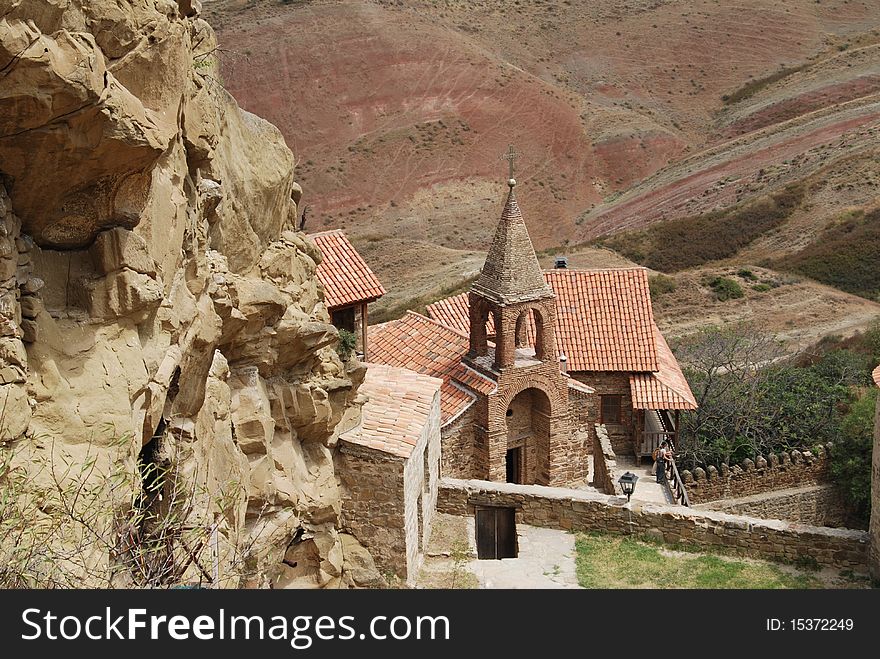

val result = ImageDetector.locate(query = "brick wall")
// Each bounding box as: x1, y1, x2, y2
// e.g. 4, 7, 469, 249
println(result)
441, 405, 476, 479
695, 484, 856, 529
437, 478, 869, 570
683, 447, 830, 504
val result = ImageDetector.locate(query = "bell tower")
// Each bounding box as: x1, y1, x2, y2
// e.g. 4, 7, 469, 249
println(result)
466, 176, 558, 371
463, 163, 573, 487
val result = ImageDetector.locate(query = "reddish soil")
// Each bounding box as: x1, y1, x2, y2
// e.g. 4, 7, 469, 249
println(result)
205, 0, 880, 338
722, 76, 880, 138
582, 106, 880, 237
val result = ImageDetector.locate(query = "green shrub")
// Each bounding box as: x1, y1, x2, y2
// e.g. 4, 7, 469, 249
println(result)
738, 268, 758, 281
774, 208, 880, 301
752, 283, 771, 292
708, 276, 744, 301
649, 274, 677, 300
830, 389, 876, 524
336, 329, 357, 361
602, 184, 804, 272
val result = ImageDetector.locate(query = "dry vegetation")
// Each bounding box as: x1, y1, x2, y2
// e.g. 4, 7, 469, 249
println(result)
209, 0, 880, 341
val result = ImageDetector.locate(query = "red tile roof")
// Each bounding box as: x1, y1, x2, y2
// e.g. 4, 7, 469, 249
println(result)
427, 268, 659, 372
368, 311, 496, 424
630, 327, 697, 410
310, 229, 386, 309
873, 364, 880, 388
340, 364, 442, 459
427, 293, 485, 336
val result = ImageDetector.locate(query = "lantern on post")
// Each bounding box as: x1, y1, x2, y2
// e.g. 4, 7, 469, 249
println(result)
618, 471, 638, 503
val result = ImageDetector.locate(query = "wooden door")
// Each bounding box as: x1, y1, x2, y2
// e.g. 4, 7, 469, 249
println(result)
475, 507, 517, 559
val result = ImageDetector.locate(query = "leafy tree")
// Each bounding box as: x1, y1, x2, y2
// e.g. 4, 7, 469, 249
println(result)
830, 389, 876, 524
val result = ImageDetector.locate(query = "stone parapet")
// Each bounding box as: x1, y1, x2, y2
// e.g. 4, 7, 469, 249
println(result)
682, 446, 831, 504
437, 478, 869, 570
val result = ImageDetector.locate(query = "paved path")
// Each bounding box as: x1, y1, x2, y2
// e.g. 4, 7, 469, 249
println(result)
466, 520, 582, 589
615, 455, 675, 505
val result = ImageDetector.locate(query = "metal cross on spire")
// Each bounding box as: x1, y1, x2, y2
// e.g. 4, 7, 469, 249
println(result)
501, 144, 518, 186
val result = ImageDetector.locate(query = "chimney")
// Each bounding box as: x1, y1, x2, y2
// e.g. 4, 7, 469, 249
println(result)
554, 256, 568, 269
559, 353, 568, 374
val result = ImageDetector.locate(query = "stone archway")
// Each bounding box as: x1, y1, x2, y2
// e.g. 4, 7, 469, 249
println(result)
504, 387, 552, 485
514, 306, 546, 361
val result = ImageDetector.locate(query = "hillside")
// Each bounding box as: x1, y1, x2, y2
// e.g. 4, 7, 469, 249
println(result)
207, 0, 880, 337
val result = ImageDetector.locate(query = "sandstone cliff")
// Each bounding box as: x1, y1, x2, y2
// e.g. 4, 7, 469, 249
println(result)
0, 0, 379, 588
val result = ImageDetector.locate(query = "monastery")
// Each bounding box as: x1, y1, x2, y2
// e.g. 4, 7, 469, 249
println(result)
312, 176, 696, 583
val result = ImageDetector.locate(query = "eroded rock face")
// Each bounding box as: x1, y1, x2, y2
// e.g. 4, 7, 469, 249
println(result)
0, 0, 378, 588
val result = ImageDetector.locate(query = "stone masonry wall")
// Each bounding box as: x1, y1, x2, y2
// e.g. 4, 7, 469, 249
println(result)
695, 484, 854, 529
441, 404, 476, 479
573, 372, 634, 455
401, 388, 442, 584
437, 478, 869, 570
336, 444, 406, 578
592, 424, 623, 496
684, 446, 831, 504
567, 386, 593, 455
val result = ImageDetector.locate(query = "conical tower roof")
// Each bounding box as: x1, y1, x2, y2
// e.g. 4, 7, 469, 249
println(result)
471, 182, 553, 305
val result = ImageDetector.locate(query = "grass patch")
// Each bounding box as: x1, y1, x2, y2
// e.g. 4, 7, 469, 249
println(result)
752, 283, 772, 293
575, 533, 821, 589
600, 184, 804, 272
722, 64, 806, 104
773, 208, 880, 301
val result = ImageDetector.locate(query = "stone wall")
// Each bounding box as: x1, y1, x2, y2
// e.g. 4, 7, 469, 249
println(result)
401, 388, 442, 584
337, 387, 441, 585
592, 424, 622, 495
683, 447, 831, 504
567, 386, 593, 454
336, 444, 407, 578
572, 371, 634, 455
441, 404, 476, 479
437, 478, 869, 570
695, 484, 855, 529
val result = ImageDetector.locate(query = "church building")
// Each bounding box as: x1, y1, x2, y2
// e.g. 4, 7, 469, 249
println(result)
369, 177, 696, 487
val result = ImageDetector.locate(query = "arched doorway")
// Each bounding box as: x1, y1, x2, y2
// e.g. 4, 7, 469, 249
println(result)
504, 387, 552, 485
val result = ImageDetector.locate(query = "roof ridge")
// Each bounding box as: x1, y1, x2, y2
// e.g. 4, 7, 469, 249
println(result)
309, 228, 345, 237
404, 309, 471, 339
543, 266, 649, 274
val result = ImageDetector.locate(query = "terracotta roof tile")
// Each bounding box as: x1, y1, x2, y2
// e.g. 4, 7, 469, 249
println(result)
340, 364, 442, 459
427, 268, 659, 372
368, 312, 496, 423
629, 326, 697, 410
310, 229, 386, 309
873, 364, 880, 388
